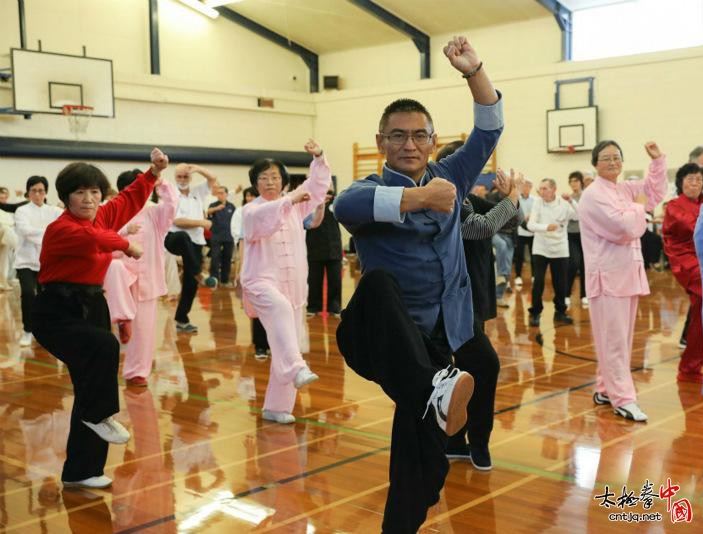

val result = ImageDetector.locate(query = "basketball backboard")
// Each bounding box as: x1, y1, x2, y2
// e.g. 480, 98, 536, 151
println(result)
546, 106, 598, 153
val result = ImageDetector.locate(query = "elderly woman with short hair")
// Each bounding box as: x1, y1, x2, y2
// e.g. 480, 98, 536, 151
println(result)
663, 163, 703, 383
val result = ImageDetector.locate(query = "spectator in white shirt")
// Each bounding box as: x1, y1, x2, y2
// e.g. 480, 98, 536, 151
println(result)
514, 179, 535, 288
164, 164, 217, 333
13, 176, 63, 346
526, 178, 578, 327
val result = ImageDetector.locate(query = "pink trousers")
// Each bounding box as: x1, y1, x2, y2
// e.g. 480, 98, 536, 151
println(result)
590, 294, 639, 408
103, 261, 158, 380
245, 282, 308, 413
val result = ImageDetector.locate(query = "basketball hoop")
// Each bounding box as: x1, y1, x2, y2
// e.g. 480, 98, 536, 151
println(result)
62, 105, 93, 139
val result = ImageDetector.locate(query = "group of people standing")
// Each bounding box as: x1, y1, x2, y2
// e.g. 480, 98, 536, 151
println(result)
1, 31, 701, 534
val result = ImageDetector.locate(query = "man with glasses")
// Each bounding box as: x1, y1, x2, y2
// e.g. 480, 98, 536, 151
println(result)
13, 176, 63, 346
334, 35, 502, 532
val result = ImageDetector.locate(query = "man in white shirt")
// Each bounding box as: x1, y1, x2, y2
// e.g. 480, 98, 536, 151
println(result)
514, 179, 534, 288
13, 177, 63, 345
526, 178, 578, 327
164, 164, 217, 333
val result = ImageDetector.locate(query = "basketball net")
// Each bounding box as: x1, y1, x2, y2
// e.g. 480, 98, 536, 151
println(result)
62, 105, 93, 140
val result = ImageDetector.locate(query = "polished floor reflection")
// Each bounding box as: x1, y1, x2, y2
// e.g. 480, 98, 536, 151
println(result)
0, 266, 701, 532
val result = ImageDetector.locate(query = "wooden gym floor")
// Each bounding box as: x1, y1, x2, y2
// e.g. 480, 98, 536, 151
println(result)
0, 264, 701, 533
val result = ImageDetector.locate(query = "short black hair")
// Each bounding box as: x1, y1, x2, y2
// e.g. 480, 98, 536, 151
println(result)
26, 175, 49, 195
116, 169, 141, 192
248, 159, 289, 188
217, 185, 228, 193
379, 98, 434, 133
591, 140, 623, 166
435, 140, 464, 163
55, 163, 111, 206
568, 171, 584, 186
675, 163, 702, 195
242, 186, 258, 205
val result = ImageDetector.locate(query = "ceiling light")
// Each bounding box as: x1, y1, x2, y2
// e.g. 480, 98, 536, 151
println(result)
204, 0, 244, 7
178, 0, 219, 19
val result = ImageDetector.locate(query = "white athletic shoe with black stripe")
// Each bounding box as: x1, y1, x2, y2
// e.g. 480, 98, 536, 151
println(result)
423, 366, 474, 436
613, 402, 648, 422
593, 391, 611, 405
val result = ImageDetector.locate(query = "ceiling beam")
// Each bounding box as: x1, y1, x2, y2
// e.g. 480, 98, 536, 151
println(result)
347, 0, 430, 79
216, 6, 319, 93
536, 0, 573, 60
148, 0, 160, 75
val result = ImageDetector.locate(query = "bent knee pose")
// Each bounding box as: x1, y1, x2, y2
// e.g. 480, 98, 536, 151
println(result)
333, 35, 502, 533
241, 139, 331, 424
32, 148, 167, 489
103, 170, 178, 386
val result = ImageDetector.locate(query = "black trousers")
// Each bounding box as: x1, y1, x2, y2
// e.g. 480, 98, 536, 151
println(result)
514, 235, 534, 279
567, 233, 586, 299
336, 269, 451, 534
32, 288, 120, 482
210, 240, 234, 283
252, 317, 269, 351
16, 268, 39, 333
165, 231, 203, 324
529, 255, 568, 316
307, 259, 342, 314
450, 319, 500, 450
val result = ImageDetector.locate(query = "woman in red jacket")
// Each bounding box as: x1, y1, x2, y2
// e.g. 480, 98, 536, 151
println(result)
32, 148, 168, 488
663, 162, 703, 382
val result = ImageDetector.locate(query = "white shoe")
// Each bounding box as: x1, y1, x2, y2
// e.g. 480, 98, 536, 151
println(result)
294, 366, 319, 389
613, 402, 648, 422
82, 416, 131, 444
19, 332, 32, 347
581, 297, 589, 308
63, 475, 113, 489
423, 366, 474, 436
262, 410, 295, 424
514, 277, 523, 287
564, 297, 571, 308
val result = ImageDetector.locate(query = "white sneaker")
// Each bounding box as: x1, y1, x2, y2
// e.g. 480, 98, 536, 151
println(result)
294, 366, 319, 389
514, 277, 523, 287
613, 402, 648, 422
564, 297, 571, 308
262, 410, 295, 424
581, 297, 589, 308
423, 366, 474, 436
19, 332, 32, 347
82, 416, 131, 444
63, 475, 113, 489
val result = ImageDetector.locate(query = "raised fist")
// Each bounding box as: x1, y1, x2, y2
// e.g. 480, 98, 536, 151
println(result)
304, 139, 323, 157
443, 35, 481, 75
150, 147, 169, 173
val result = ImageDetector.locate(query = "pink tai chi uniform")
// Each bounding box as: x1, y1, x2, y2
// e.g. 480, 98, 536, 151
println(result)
103, 181, 178, 379
578, 156, 667, 408
241, 154, 331, 413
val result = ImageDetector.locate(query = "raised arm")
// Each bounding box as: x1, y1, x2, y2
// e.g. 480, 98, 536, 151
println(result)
151, 179, 179, 233
293, 139, 332, 218
461, 169, 519, 240
620, 142, 668, 211
98, 148, 167, 230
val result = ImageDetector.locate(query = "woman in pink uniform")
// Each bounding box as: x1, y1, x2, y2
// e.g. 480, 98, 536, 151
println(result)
579, 141, 667, 422
103, 171, 178, 386
241, 139, 331, 423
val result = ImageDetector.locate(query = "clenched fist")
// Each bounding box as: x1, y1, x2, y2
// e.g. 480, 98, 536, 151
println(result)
150, 147, 169, 174
423, 178, 456, 213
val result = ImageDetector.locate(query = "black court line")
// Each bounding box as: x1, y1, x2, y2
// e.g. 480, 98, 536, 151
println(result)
111, 351, 683, 533
112, 445, 391, 534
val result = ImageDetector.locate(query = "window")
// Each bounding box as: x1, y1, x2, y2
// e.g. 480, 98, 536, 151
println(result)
572, 0, 703, 61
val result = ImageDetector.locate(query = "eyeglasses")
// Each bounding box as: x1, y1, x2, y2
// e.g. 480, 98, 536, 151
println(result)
257, 176, 282, 184
380, 130, 434, 146
597, 156, 623, 164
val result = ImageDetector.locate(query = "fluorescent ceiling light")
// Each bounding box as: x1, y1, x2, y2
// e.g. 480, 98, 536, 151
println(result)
178, 0, 219, 19
204, 0, 243, 7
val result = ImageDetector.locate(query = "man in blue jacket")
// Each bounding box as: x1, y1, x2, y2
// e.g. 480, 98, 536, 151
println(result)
334, 35, 503, 533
